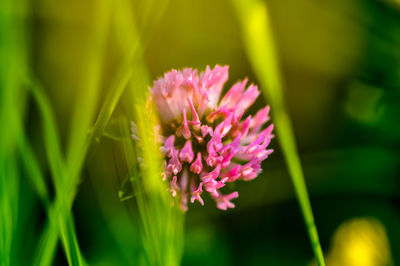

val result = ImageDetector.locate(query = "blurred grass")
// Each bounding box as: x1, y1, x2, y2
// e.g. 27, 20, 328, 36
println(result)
2, 0, 400, 265
26, 0, 172, 264
28, 77, 85, 266
112, 0, 184, 264
27, 0, 183, 264
232, 0, 325, 265
20, 1, 121, 265
27, 1, 115, 263
0, 0, 27, 265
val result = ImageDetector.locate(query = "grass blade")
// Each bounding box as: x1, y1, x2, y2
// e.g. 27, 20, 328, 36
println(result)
0, 0, 27, 264
107, 2, 184, 264
27, 77, 85, 266
65, 0, 111, 183
28, 1, 113, 264
231, 1, 326, 265
18, 129, 50, 207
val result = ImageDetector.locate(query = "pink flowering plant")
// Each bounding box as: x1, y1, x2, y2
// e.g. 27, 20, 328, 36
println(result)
149, 65, 274, 211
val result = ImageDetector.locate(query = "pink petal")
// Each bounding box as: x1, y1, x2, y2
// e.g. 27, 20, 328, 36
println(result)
161, 135, 175, 157
203, 178, 223, 197
219, 79, 248, 108
215, 191, 239, 210
221, 164, 242, 182
200, 65, 229, 108
214, 113, 233, 138
201, 125, 213, 137
240, 159, 262, 181
181, 109, 191, 139
190, 182, 204, 206
166, 150, 182, 176
207, 133, 222, 156
179, 140, 194, 163
170, 176, 179, 197
250, 106, 270, 133
206, 154, 223, 168
201, 164, 221, 181
220, 133, 241, 168
190, 152, 203, 174
187, 98, 200, 124
236, 84, 260, 114
207, 106, 232, 123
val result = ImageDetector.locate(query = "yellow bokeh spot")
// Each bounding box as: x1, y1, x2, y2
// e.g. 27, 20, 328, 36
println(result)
311, 217, 393, 266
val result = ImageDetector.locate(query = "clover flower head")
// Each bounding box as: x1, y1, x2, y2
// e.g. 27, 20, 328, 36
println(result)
150, 65, 274, 211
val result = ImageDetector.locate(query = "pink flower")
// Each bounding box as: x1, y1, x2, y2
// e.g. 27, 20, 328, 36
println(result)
149, 65, 273, 211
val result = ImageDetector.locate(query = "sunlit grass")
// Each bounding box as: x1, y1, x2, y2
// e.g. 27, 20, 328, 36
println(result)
1, 0, 177, 264
113, 1, 184, 264
0, 0, 28, 265
25, 0, 181, 264
27, 76, 85, 266
232, 0, 325, 265
24, 1, 114, 263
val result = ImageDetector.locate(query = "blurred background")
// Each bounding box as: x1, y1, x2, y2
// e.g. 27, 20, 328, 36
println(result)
1, 0, 400, 265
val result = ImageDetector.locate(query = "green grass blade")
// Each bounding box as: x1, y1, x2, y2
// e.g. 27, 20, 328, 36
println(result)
33, 196, 85, 266
27, 77, 85, 266
89, 61, 134, 145
29, 25, 135, 266
18, 129, 50, 207
109, 1, 184, 264
65, 1, 111, 184
86, 1, 183, 264
33, 221, 58, 266
0, 0, 27, 264
27, 77, 66, 192
0, 159, 19, 266
231, 1, 326, 265
30, 0, 176, 264
28, 6, 139, 263
30, 3, 114, 264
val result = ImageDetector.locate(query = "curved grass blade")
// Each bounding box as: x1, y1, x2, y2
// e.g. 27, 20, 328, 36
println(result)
29, 1, 114, 264
65, 0, 111, 182
231, 0, 326, 265
93, 1, 184, 264
27, 77, 86, 266
29, 9, 139, 265
18, 129, 50, 207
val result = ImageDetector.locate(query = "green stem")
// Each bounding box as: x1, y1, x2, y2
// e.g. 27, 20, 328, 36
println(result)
231, 0, 325, 265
